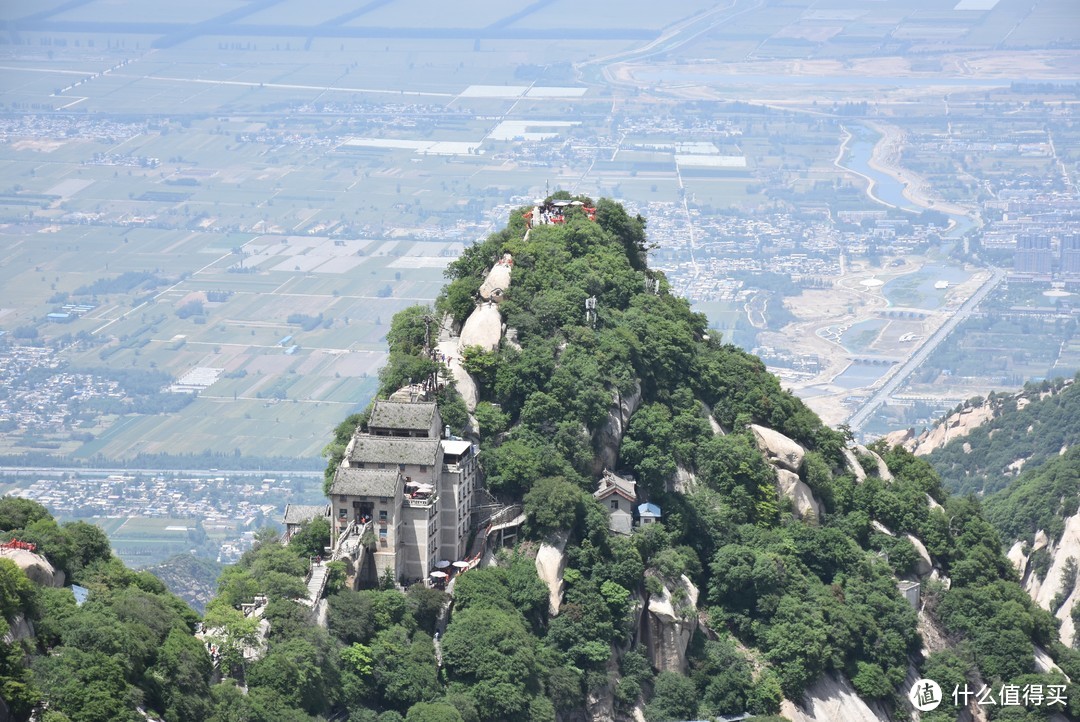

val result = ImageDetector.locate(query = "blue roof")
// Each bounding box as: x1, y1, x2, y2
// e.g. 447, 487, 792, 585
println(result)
638, 502, 661, 517
71, 585, 89, 606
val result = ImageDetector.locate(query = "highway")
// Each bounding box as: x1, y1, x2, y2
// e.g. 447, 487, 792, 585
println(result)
847, 266, 1007, 433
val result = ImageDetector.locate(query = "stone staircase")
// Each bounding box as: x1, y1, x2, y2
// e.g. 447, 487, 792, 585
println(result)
303, 562, 328, 607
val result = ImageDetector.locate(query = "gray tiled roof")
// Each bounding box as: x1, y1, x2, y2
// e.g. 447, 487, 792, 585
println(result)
369, 400, 438, 433
331, 467, 402, 499
594, 471, 636, 501
283, 504, 329, 525
348, 435, 441, 466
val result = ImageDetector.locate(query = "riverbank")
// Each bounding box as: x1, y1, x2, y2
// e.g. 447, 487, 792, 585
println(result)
835, 125, 904, 210
866, 121, 972, 219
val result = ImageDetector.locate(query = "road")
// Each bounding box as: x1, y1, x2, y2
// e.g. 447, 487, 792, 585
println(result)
0, 466, 323, 478
847, 266, 1007, 433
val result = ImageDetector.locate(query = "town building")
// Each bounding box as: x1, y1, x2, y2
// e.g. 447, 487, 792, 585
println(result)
1062, 233, 1080, 276
438, 438, 480, 560
1014, 232, 1052, 275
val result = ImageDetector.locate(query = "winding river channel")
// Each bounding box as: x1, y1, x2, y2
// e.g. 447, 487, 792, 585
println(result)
839, 125, 975, 240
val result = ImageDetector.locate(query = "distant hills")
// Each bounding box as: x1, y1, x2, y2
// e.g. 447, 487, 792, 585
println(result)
911, 376, 1080, 657
910, 374, 1079, 496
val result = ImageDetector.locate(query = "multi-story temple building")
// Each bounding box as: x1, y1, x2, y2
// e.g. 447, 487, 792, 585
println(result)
327, 399, 480, 585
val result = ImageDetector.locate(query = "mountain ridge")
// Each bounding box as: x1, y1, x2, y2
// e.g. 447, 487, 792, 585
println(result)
4, 199, 1080, 722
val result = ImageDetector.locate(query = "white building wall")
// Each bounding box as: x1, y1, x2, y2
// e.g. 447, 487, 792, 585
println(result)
438, 444, 479, 560
402, 499, 438, 584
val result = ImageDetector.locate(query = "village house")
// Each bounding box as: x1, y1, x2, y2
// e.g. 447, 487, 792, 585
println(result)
594, 470, 637, 535
282, 503, 329, 543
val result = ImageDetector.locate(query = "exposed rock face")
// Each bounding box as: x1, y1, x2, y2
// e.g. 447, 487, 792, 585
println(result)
871, 520, 894, 537
907, 403, 996, 456
841, 448, 867, 482
2, 613, 34, 644
750, 424, 805, 473
535, 532, 569, 617
1010, 512, 1080, 647
707, 413, 725, 436
643, 574, 699, 674
437, 339, 479, 412
671, 465, 697, 494
478, 254, 512, 302
917, 608, 951, 657
459, 303, 503, 352
882, 428, 914, 448
905, 533, 934, 578
777, 469, 823, 522
781, 672, 891, 722
748, 425, 827, 522
594, 381, 642, 475
3, 549, 64, 587
872, 452, 894, 482
1007, 540, 1028, 575
504, 327, 522, 351
1035, 530, 1050, 551
1035, 645, 1068, 677
855, 445, 893, 481
870, 525, 933, 576
584, 651, 620, 722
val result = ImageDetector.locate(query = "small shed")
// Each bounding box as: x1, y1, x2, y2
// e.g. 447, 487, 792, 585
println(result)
898, 580, 920, 610
638, 502, 662, 525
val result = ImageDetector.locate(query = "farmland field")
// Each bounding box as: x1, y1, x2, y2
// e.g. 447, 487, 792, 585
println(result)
1, 0, 1078, 463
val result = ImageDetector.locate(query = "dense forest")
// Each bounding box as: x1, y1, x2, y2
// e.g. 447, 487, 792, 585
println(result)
0, 497, 211, 722
986, 449, 1080, 549
4, 200, 1080, 721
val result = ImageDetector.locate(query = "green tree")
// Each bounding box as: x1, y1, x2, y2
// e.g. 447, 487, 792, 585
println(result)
288, 517, 331, 559
340, 642, 375, 706
328, 589, 378, 644
33, 648, 140, 722
474, 402, 509, 439
481, 438, 545, 497
437, 385, 470, 436
0, 558, 38, 619
407, 584, 448, 635
0, 497, 50, 531
369, 625, 440, 712
387, 305, 435, 356
690, 637, 753, 716
524, 476, 587, 535
0, 618, 39, 719
645, 671, 697, 722
247, 636, 336, 716
405, 702, 464, 722
60, 521, 113, 581
152, 627, 213, 722
442, 606, 538, 721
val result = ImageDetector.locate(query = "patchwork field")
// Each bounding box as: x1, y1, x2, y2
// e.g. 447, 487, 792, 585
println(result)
0, 0, 1076, 460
